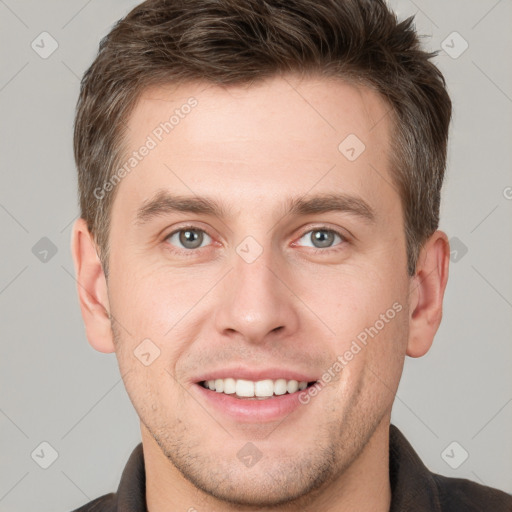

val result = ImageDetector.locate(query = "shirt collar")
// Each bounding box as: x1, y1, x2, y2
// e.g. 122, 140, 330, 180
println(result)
388, 424, 442, 511
113, 442, 147, 512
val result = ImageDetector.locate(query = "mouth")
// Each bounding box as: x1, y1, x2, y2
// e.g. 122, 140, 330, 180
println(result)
197, 378, 318, 400
191, 368, 321, 422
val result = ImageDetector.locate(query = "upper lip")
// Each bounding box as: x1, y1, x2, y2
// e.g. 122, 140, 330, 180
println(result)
193, 366, 319, 384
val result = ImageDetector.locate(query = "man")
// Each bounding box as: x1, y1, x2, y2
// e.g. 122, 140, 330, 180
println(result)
69, 0, 512, 510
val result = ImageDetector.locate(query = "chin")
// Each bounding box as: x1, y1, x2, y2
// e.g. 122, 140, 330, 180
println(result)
175, 456, 335, 509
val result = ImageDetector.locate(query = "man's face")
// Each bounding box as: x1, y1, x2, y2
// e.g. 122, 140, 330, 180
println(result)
106, 75, 411, 506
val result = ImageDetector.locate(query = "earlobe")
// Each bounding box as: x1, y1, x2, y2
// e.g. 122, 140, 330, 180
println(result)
71, 218, 115, 353
406, 230, 450, 358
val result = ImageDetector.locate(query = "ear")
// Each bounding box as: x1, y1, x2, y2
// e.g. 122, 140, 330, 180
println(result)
71, 218, 115, 353
406, 230, 450, 358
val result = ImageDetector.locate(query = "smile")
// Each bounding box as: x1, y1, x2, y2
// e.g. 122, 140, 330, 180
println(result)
199, 378, 317, 399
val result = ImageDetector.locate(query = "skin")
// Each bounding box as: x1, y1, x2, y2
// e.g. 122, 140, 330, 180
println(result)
72, 74, 449, 512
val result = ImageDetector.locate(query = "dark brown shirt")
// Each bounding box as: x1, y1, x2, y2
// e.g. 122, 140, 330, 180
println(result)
72, 424, 512, 511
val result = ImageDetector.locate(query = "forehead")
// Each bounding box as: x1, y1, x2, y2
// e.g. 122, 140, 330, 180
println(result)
114, 74, 398, 223
128, 75, 391, 155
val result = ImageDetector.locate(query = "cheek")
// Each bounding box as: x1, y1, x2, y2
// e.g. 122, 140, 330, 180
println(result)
108, 258, 195, 337
347, 298, 408, 393
107, 263, 213, 390
119, 357, 184, 429
312, 262, 408, 376
315, 263, 405, 334
326, 304, 408, 427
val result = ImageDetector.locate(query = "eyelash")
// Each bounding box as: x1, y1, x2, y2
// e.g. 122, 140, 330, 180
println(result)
163, 225, 348, 256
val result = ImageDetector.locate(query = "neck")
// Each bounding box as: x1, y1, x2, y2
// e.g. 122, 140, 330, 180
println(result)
143, 416, 392, 512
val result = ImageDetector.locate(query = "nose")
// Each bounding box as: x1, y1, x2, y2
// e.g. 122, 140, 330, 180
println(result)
213, 243, 300, 345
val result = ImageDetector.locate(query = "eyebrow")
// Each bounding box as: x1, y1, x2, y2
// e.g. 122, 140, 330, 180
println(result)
135, 189, 376, 225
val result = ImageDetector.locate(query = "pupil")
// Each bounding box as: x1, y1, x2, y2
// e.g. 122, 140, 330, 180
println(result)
313, 230, 333, 248
180, 230, 202, 249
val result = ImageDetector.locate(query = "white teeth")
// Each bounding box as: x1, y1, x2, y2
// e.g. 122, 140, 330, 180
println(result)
201, 378, 312, 397
287, 380, 299, 393
254, 379, 274, 397
223, 378, 236, 394
236, 379, 254, 397
274, 379, 287, 395
214, 379, 224, 393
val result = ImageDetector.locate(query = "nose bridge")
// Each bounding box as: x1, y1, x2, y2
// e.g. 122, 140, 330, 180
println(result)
213, 236, 298, 342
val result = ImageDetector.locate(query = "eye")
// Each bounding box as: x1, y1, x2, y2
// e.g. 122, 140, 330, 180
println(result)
165, 227, 212, 251
295, 227, 346, 251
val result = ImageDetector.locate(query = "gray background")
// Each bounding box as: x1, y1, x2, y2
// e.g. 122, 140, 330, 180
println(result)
1, 0, 511, 510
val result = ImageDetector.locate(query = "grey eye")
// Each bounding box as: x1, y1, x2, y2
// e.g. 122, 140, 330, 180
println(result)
167, 229, 211, 250
298, 229, 343, 249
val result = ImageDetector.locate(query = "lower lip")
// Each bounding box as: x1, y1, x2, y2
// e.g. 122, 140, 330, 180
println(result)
193, 383, 312, 423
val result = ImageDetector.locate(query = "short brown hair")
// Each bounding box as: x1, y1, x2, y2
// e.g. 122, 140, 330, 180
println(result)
74, 0, 451, 277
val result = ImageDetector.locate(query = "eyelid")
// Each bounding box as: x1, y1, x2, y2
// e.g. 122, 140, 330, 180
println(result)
164, 221, 217, 240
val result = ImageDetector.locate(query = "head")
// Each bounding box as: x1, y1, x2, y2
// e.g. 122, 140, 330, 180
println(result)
72, 0, 451, 508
